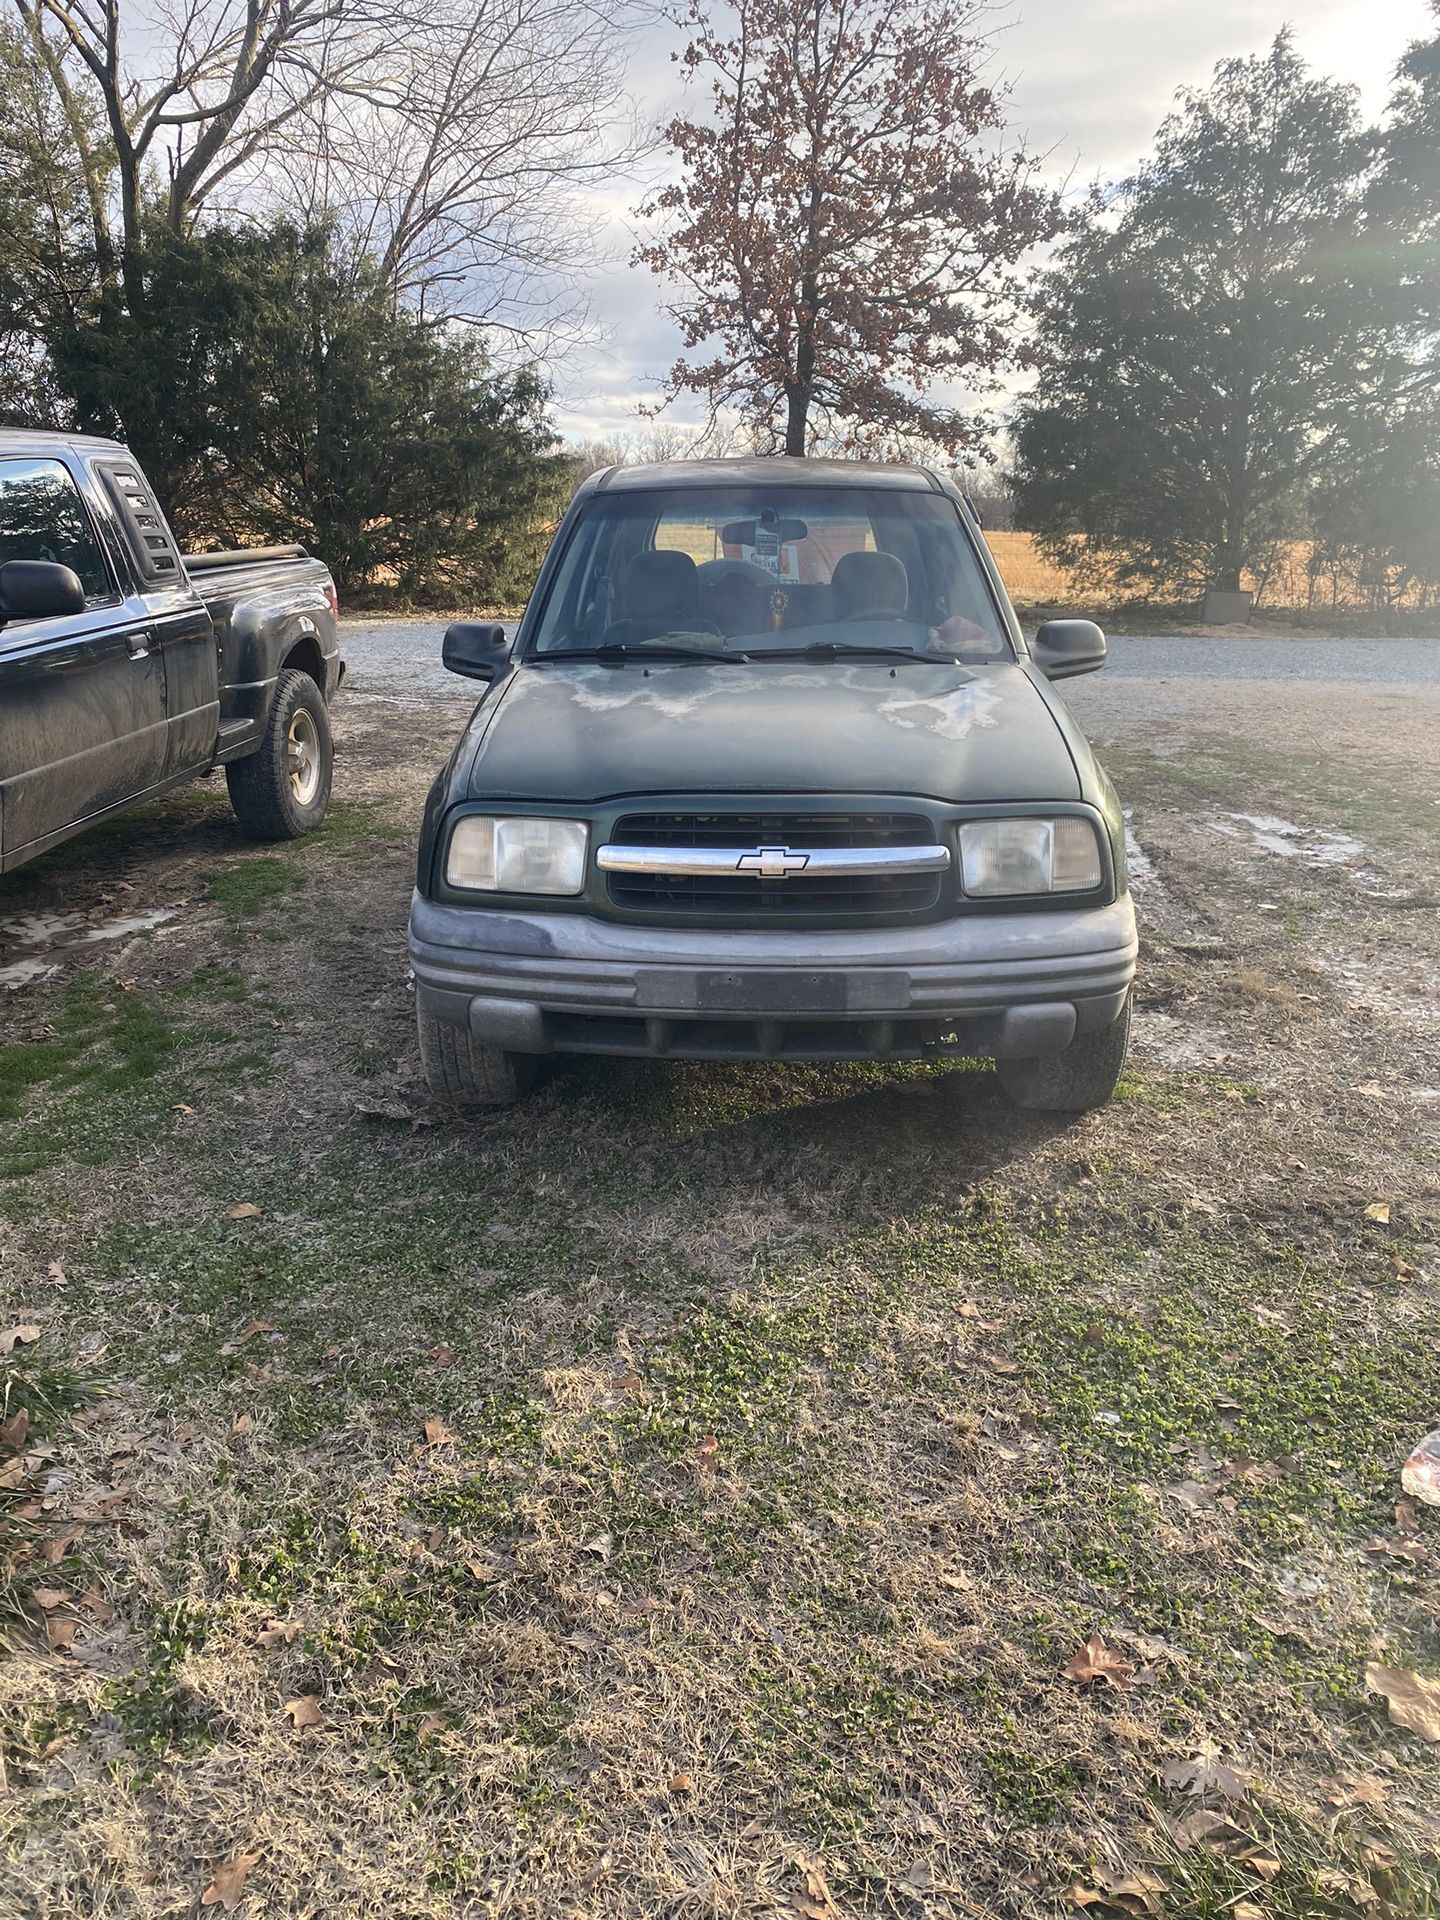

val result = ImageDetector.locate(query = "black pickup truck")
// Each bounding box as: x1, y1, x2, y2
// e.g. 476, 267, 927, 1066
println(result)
0, 430, 341, 875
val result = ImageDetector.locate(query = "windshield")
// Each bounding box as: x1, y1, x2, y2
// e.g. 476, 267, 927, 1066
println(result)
526, 485, 1011, 661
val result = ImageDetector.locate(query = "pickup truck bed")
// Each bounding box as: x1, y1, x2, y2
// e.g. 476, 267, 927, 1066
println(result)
0, 430, 341, 874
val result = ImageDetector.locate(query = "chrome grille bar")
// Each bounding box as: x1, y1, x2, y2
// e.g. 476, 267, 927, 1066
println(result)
597, 842, 951, 879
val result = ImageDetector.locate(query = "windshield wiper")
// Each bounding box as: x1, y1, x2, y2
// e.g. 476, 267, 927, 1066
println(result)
541, 642, 743, 665
759, 641, 959, 663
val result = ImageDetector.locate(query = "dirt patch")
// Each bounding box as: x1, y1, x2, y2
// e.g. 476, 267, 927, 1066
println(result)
1, 684, 1437, 1920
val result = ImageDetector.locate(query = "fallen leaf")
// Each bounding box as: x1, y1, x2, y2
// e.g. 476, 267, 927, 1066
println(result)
1162, 1753, 1248, 1801
1236, 1847, 1281, 1881
1321, 1771, 1388, 1810
79, 1582, 114, 1624
46, 1260, 67, 1287
415, 1711, 447, 1743
41, 1529, 83, 1566
1171, 1808, 1248, 1850
1063, 1634, 1136, 1690
257, 1618, 302, 1649
231, 1413, 255, 1436
1366, 1663, 1440, 1743
172, 1102, 198, 1116
583, 1531, 613, 1562
227, 1203, 262, 1221
1067, 1888, 1109, 1911
0, 1409, 30, 1454
426, 1343, 456, 1367
791, 1851, 842, 1920
1364, 1202, 1391, 1224
613, 1369, 644, 1393
421, 1417, 459, 1448
31, 1586, 69, 1611
1107, 1878, 1166, 1915
237, 1320, 276, 1342
695, 1434, 720, 1473
1391, 1253, 1420, 1279
1233, 1905, 1266, 1920
46, 1615, 78, 1651
0, 1324, 41, 1356
283, 1693, 327, 1731
201, 1851, 262, 1912
668, 1771, 695, 1794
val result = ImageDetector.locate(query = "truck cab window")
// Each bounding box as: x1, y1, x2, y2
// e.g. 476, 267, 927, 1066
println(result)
0, 458, 111, 603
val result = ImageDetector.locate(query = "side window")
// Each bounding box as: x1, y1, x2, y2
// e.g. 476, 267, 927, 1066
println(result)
0, 458, 112, 603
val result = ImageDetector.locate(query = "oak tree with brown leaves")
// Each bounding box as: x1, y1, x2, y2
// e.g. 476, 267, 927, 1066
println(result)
635, 0, 1061, 456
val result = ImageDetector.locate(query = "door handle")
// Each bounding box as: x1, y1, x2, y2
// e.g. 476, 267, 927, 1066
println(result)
127, 629, 153, 659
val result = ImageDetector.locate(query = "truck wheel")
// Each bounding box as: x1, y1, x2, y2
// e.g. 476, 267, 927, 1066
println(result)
417, 1005, 538, 1108
996, 995, 1132, 1113
226, 669, 332, 842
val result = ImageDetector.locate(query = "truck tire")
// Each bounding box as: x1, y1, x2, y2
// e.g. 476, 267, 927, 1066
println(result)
226, 668, 332, 842
417, 1005, 538, 1108
996, 994, 1131, 1113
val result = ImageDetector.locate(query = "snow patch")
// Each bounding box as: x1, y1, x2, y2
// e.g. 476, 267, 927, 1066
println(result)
0, 904, 180, 990
1209, 812, 1366, 867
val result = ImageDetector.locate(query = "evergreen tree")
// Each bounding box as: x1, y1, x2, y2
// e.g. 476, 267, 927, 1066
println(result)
1012, 36, 1385, 599
55, 222, 567, 603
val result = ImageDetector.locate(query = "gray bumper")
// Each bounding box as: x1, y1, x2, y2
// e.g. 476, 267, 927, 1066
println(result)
408, 893, 1137, 1063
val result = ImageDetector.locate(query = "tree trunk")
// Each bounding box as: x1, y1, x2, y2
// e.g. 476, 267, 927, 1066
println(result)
783, 385, 809, 455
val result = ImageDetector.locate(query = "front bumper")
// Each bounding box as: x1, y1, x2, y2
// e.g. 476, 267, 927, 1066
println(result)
408, 892, 1138, 1063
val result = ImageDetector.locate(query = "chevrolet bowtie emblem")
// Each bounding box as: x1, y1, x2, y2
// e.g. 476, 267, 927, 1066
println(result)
736, 846, 810, 879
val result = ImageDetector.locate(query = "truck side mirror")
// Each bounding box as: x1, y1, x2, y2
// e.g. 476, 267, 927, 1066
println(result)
1030, 618, 1106, 680
0, 559, 87, 626
442, 621, 512, 682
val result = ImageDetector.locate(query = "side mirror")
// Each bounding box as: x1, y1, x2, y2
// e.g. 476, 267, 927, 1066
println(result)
442, 620, 511, 683
1030, 618, 1106, 680
0, 559, 87, 626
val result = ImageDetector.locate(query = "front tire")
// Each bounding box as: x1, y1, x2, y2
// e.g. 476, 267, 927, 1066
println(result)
226, 668, 333, 842
417, 1005, 538, 1109
996, 995, 1131, 1113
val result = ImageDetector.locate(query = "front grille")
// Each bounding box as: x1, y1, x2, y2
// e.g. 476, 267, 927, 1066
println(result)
606, 811, 941, 915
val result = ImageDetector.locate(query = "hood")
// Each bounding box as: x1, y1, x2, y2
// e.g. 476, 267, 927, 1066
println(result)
462, 658, 1080, 805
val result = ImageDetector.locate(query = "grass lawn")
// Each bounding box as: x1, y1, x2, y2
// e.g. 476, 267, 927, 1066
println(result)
1, 691, 1437, 1918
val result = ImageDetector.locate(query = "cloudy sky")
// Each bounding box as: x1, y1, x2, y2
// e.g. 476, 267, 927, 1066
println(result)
548, 0, 1434, 445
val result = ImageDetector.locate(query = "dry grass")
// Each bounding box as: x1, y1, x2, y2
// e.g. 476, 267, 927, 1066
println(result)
1, 680, 1438, 1919
984, 531, 1439, 614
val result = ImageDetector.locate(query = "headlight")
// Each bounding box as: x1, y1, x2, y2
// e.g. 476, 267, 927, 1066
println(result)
958, 817, 1102, 896
445, 816, 589, 894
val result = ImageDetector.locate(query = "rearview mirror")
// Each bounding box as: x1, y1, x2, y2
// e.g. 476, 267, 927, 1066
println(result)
1030, 618, 1106, 680
721, 517, 809, 549
0, 559, 87, 626
442, 621, 511, 682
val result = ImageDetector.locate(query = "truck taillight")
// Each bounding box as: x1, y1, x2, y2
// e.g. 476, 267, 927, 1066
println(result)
325, 582, 339, 617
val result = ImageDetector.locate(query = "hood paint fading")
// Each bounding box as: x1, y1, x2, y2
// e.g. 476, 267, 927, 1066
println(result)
461, 659, 1080, 804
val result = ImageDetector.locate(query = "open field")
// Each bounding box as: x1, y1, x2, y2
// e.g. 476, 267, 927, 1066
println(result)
982, 534, 1437, 620
1, 635, 1438, 1919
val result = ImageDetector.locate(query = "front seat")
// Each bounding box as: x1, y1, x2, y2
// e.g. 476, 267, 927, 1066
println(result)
832, 550, 908, 621
704, 566, 769, 637
606, 550, 715, 644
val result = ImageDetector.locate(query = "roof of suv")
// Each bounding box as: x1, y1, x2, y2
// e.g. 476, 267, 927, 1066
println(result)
591, 457, 943, 492
0, 428, 128, 458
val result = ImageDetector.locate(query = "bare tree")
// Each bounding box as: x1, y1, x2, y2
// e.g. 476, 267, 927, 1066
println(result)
11, 0, 641, 329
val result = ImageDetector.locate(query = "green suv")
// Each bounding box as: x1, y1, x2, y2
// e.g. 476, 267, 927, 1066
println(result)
408, 459, 1136, 1110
